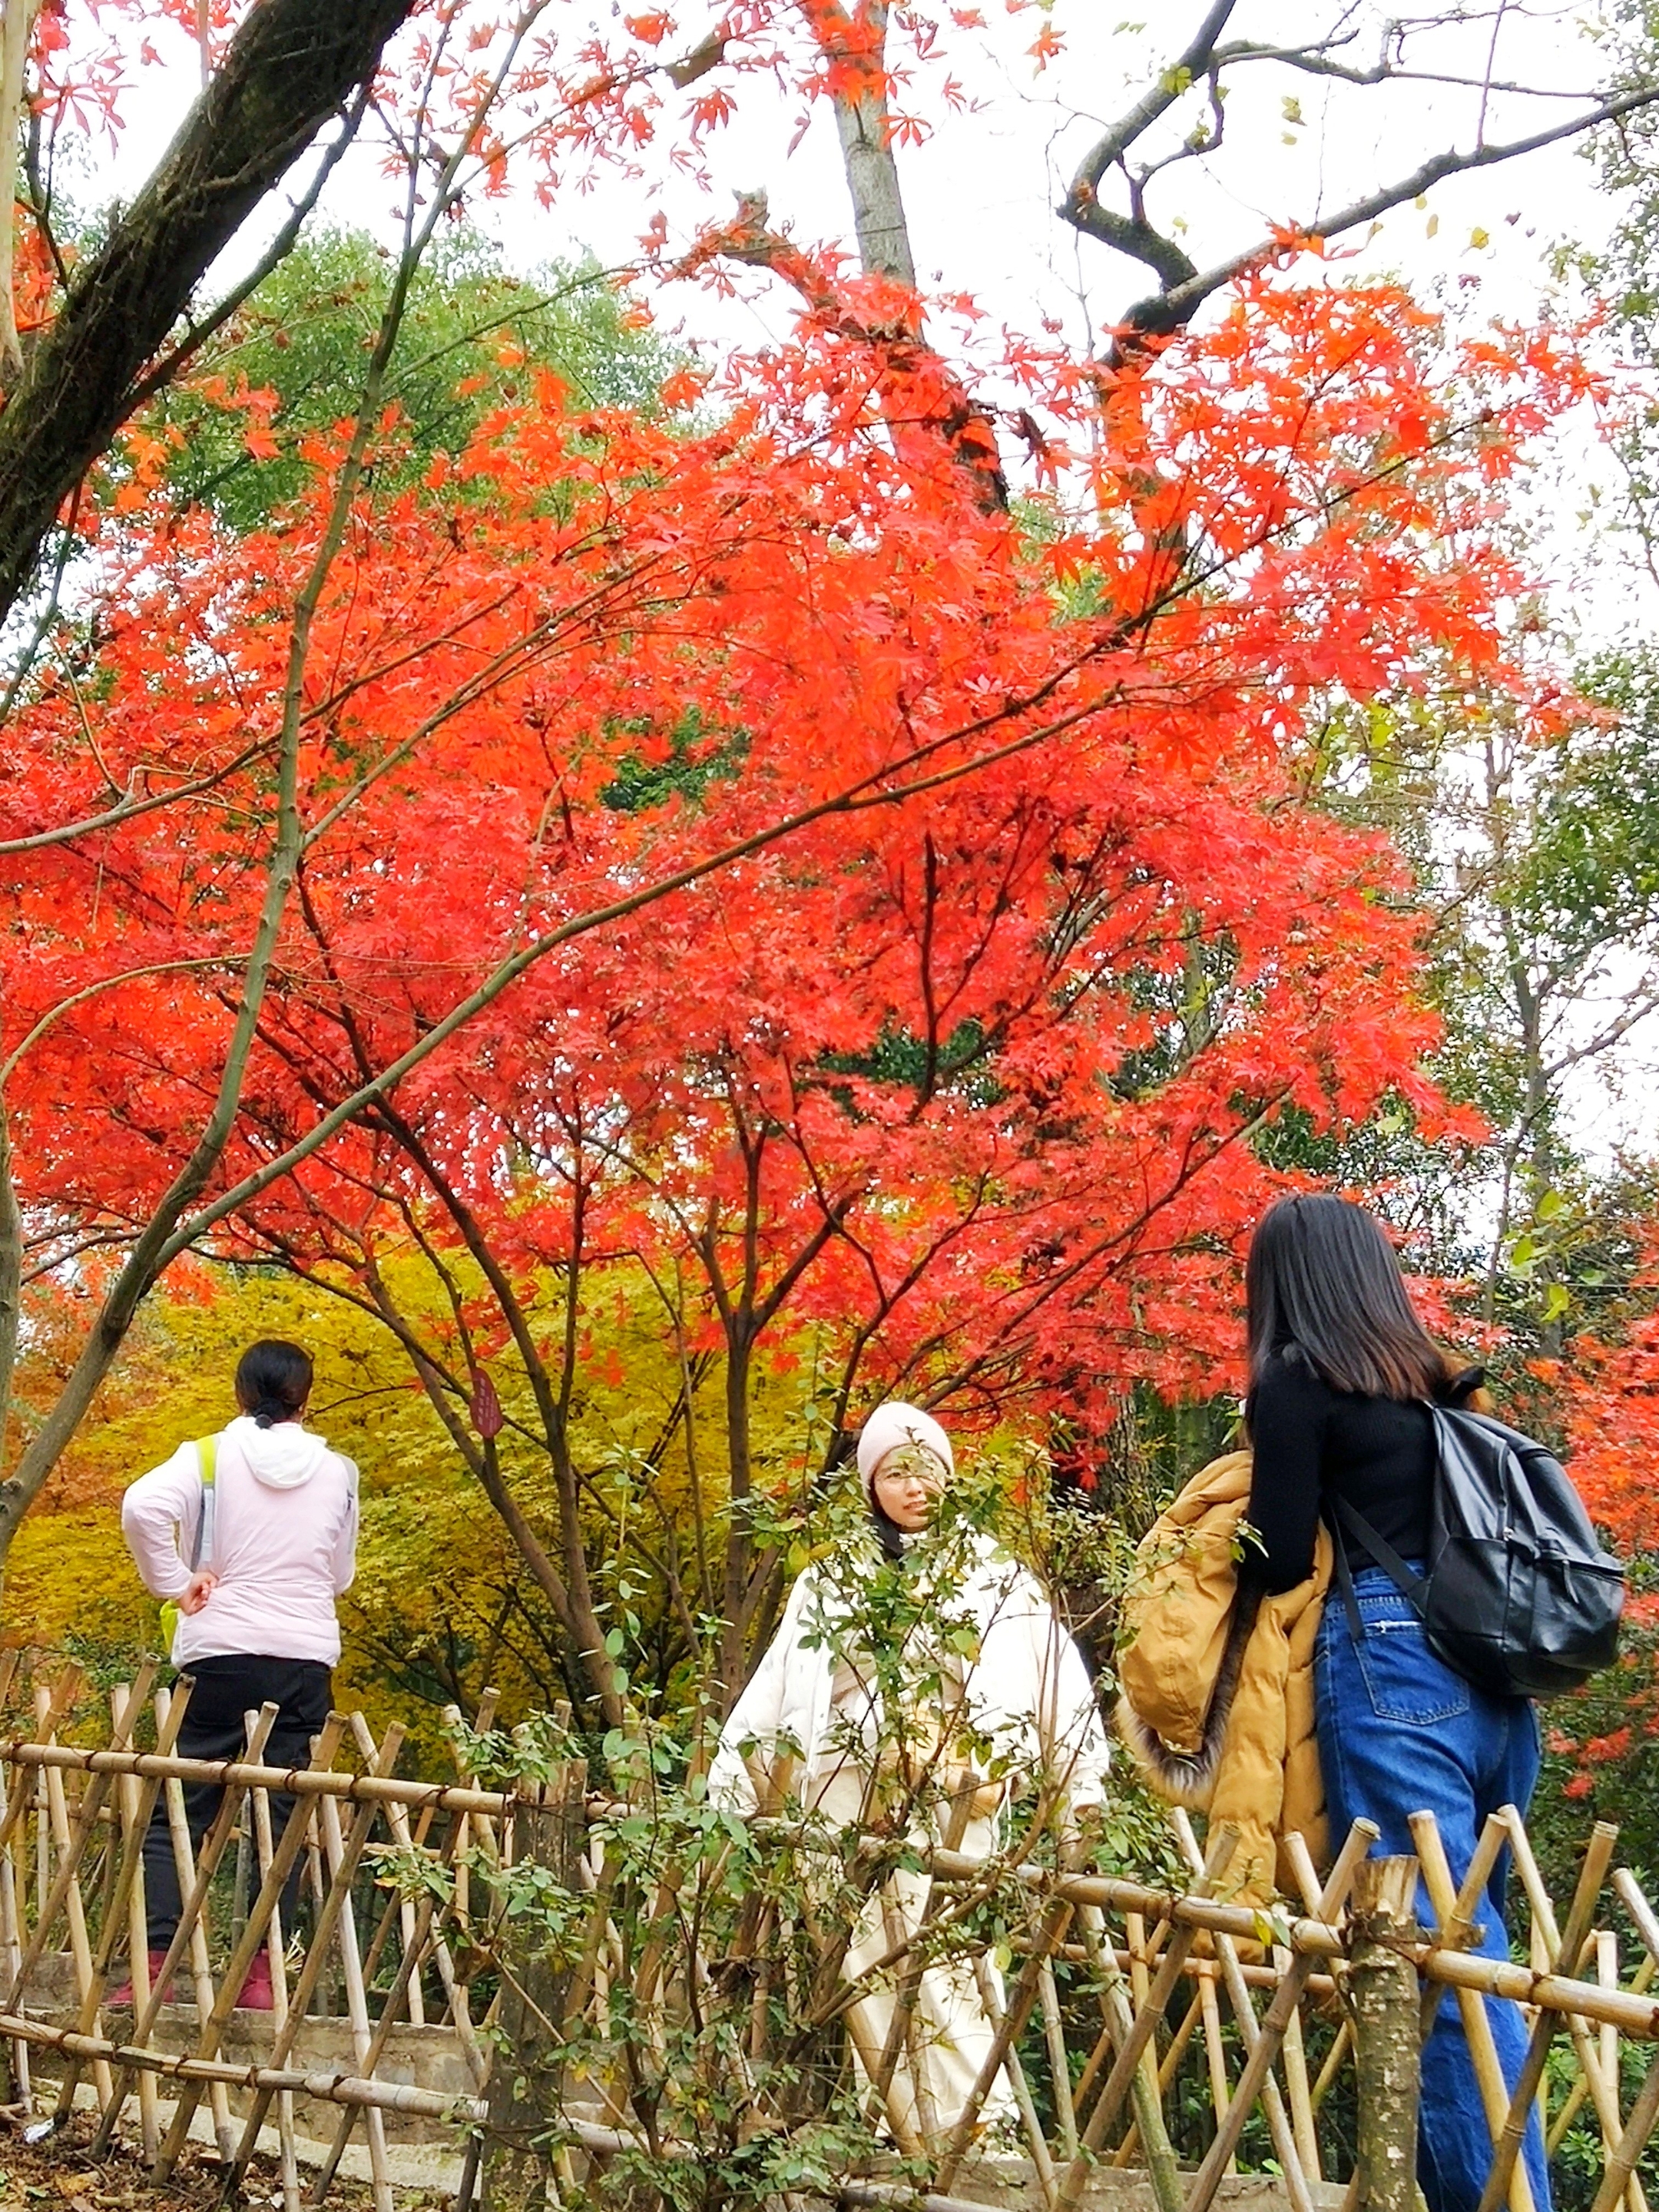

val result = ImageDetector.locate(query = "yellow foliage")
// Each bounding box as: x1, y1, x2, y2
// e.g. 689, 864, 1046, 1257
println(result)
7, 1247, 842, 1762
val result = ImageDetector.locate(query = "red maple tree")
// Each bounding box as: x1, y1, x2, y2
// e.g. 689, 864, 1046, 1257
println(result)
1, 232, 1594, 1707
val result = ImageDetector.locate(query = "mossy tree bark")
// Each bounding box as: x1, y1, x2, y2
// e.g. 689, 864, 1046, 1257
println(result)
0, 0, 415, 628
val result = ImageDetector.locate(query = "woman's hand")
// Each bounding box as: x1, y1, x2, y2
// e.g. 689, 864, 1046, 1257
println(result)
176, 1571, 217, 1617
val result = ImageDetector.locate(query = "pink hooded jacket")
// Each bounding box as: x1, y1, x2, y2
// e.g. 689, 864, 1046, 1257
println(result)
121, 1414, 358, 1667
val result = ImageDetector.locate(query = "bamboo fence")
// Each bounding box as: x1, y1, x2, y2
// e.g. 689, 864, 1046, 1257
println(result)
0, 1652, 1654, 2212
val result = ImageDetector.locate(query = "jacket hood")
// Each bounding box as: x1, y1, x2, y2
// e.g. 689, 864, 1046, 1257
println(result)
227, 1413, 333, 1490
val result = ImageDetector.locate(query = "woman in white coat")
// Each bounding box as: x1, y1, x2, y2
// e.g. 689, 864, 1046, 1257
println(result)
710, 1402, 1111, 2153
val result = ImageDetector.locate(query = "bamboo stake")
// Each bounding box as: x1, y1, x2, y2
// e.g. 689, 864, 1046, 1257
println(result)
1474, 1815, 1619, 2212
1503, 1811, 1643, 2212
1565, 1869, 1659, 2169
220, 1723, 405, 2193
1181, 1817, 1374, 2212
151, 1712, 348, 2181
1038, 1953, 1079, 2164
1068, 1997, 1111, 2114
1277, 1952, 1320, 2186
1108, 1987, 1205, 2167
1069, 1826, 1239, 2166
854, 1780, 979, 2137
55, 1675, 195, 2131
4, 1667, 143, 2014
1071, 1902, 1182, 2212
1598, 1928, 1641, 2212
306, 1830, 333, 2016
313, 1791, 393, 2212
345, 1716, 424, 2026
1126, 1910, 1151, 2010
1591, 2051, 1659, 2212
1409, 1812, 1535, 2212
1, 1667, 83, 1863
348, 1717, 439, 2031
356, 1798, 435, 1997
231, 1706, 260, 1962
1616, 1866, 1659, 1969
1549, 1952, 1654, 2154
437, 1693, 501, 2060
1119, 1902, 1169, 2168
1275, 1831, 1330, 2179
1055, 1824, 1238, 2212
0, 1664, 30, 2105
1165, 1808, 1317, 2212
250, 1763, 302, 2212
970, 1952, 1056, 2204
869, 1862, 942, 2151
1413, 1811, 1510, 2038
845, 2001, 927, 2159
309, 1793, 473, 2204
32, 1747, 45, 1932
154, 1685, 235, 2159
933, 1895, 1074, 2193
91, 1701, 283, 2160
35, 1686, 114, 2106
1071, 1928, 1300, 2120
1197, 1967, 1233, 2172
113, 1688, 158, 2157
1310, 2021, 1352, 2116
1154, 1989, 1205, 2096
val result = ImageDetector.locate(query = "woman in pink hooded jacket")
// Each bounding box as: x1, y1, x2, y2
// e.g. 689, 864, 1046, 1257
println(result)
118, 1338, 358, 2008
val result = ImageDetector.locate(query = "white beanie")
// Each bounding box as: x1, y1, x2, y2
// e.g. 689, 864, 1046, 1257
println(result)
855, 1402, 955, 1499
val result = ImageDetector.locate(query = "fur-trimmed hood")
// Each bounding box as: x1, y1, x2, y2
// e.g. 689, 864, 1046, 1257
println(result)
1115, 1450, 1330, 1904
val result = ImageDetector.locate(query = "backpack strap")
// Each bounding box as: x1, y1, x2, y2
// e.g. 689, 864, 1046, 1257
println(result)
1330, 1495, 1429, 1640
187, 1434, 218, 1573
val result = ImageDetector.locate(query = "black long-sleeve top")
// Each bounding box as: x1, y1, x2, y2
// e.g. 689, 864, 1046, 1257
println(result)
1245, 1348, 1480, 1595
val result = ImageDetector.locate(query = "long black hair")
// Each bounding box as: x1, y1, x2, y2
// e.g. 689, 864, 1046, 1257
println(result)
1245, 1194, 1449, 1402
868, 1492, 907, 1561
234, 1339, 313, 1429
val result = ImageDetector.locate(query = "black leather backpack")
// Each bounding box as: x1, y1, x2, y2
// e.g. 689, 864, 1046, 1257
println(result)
1333, 1407, 1626, 1699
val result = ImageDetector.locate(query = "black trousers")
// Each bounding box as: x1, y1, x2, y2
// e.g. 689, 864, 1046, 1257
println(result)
141, 1654, 333, 1951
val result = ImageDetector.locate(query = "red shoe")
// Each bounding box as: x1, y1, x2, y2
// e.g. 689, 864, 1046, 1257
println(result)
108, 1950, 175, 2007
235, 1949, 275, 2011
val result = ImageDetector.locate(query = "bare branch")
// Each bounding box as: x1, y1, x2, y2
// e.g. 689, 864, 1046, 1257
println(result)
0, 738, 270, 859
0, 959, 232, 1088
1060, 28, 1659, 343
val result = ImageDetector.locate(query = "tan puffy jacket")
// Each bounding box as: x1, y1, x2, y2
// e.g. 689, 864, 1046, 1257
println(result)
1115, 1450, 1330, 1906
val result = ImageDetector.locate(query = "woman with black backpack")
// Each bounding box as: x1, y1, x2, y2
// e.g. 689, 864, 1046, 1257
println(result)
1243, 1193, 1551, 2212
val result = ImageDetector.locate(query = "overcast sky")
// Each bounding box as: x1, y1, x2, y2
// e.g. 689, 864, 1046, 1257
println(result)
104, 6, 1627, 341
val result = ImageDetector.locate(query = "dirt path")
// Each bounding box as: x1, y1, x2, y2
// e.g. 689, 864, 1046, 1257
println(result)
0, 2116, 441, 2212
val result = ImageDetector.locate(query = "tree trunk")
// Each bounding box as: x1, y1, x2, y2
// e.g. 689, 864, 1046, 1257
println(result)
718, 1328, 756, 1705
820, 2, 916, 287
481, 1752, 588, 2212
1349, 1855, 1422, 2212
0, 1097, 21, 1460
800, 0, 1005, 512
0, 0, 413, 625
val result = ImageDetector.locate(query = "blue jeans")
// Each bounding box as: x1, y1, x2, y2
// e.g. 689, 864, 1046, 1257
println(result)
1315, 1568, 1551, 2212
